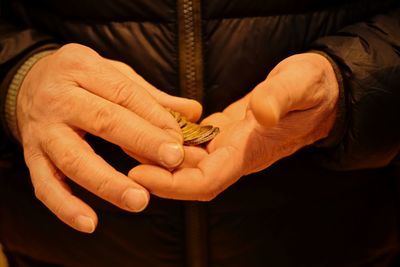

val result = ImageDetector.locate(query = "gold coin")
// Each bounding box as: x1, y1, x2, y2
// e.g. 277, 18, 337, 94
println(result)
182, 124, 200, 137
186, 127, 219, 145
188, 125, 213, 140
169, 110, 219, 145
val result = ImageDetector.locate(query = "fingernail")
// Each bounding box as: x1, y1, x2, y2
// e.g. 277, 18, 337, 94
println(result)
75, 215, 95, 233
122, 188, 148, 212
159, 142, 184, 167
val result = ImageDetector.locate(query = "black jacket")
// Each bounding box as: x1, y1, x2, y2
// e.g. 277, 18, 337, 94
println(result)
0, 0, 399, 266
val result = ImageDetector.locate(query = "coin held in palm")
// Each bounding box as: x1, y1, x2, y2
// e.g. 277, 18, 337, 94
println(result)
170, 110, 219, 145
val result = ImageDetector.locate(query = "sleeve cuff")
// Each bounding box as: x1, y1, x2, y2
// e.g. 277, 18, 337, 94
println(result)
0, 44, 60, 143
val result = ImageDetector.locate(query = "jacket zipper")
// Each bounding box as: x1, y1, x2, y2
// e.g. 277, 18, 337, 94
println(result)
177, 1, 207, 267
178, 0, 204, 101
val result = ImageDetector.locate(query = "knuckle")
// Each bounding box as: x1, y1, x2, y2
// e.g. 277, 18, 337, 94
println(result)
53, 201, 66, 217
56, 146, 85, 176
298, 60, 325, 84
55, 44, 96, 71
34, 181, 50, 203
59, 43, 95, 56
25, 149, 43, 166
40, 134, 55, 156
308, 68, 325, 85
95, 178, 113, 196
130, 130, 150, 154
111, 60, 134, 74
52, 201, 72, 220
90, 104, 116, 135
112, 80, 138, 106
40, 130, 61, 155
60, 43, 86, 52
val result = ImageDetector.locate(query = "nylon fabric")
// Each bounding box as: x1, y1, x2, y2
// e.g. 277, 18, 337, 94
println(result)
0, 0, 399, 266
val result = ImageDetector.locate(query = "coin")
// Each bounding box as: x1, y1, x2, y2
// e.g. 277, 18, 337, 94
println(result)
184, 127, 220, 145
169, 110, 219, 145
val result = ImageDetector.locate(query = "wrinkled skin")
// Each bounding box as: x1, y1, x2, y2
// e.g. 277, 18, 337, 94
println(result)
17, 43, 202, 233
17, 46, 338, 233
129, 53, 339, 202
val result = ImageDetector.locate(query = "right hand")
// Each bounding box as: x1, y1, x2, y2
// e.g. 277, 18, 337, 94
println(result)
17, 43, 202, 233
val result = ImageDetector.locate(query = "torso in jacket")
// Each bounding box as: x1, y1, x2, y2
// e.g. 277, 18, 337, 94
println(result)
0, 0, 399, 266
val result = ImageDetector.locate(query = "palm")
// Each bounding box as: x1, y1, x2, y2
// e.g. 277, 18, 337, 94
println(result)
203, 91, 310, 177
129, 53, 339, 201
202, 96, 271, 175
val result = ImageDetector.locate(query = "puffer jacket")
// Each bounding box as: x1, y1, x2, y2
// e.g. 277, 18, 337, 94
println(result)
0, 0, 399, 266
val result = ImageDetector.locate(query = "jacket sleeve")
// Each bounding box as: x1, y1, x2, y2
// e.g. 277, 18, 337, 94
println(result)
0, 6, 56, 156
310, 6, 400, 170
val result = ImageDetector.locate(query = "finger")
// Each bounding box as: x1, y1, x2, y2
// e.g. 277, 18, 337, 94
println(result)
221, 93, 251, 120
122, 146, 207, 171
201, 112, 231, 128
56, 44, 181, 136
129, 146, 242, 201
121, 147, 153, 165
41, 125, 150, 212
25, 151, 98, 233
124, 145, 208, 167
249, 69, 323, 128
179, 146, 208, 168
64, 87, 184, 168
107, 59, 203, 122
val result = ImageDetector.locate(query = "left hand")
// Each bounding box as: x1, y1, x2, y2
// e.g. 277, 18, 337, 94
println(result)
128, 53, 339, 201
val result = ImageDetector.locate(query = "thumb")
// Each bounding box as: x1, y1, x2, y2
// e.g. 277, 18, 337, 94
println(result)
108, 59, 202, 122
249, 72, 318, 128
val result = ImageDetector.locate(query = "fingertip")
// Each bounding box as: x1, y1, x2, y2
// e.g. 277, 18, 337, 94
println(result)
158, 142, 184, 168
74, 215, 97, 233
170, 99, 203, 122
62, 200, 98, 234
187, 100, 203, 122
27, 152, 99, 234
122, 188, 149, 212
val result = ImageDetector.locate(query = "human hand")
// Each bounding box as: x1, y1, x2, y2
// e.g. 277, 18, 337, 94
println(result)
128, 53, 339, 200
17, 43, 201, 232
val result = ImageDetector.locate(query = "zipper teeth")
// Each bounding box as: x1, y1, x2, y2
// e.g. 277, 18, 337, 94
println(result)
178, 1, 207, 266
179, 0, 203, 102
182, 0, 197, 99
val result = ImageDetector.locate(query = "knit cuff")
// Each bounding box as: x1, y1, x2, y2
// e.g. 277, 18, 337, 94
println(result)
4, 49, 58, 142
